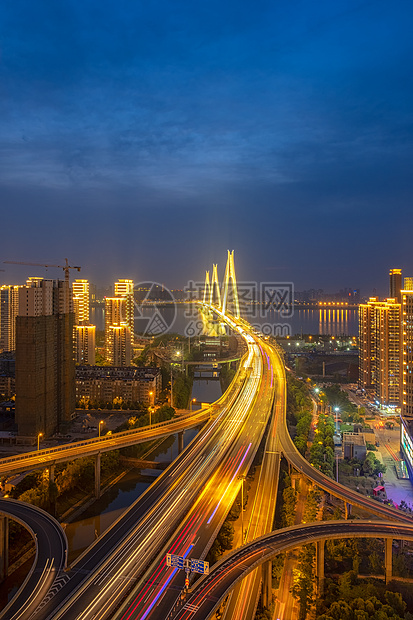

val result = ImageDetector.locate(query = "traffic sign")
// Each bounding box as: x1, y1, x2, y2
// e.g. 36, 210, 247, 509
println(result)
166, 554, 209, 575
190, 559, 209, 575
166, 553, 184, 569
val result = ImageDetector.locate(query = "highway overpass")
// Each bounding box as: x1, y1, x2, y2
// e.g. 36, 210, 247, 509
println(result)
170, 519, 413, 620
0, 498, 67, 620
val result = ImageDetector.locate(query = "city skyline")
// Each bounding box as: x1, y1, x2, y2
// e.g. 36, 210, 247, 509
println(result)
1, 1, 413, 291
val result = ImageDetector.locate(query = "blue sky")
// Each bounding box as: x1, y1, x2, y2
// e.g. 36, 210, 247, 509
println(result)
1, 0, 413, 294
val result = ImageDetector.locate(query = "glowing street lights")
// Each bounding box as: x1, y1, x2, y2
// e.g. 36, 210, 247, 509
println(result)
37, 432, 43, 451
99, 420, 104, 438
190, 398, 196, 412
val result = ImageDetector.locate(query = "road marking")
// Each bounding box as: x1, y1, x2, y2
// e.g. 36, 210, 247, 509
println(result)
33, 573, 70, 612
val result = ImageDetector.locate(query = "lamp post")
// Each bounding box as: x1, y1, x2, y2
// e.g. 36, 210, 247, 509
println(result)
99, 420, 104, 438
37, 432, 43, 452
149, 392, 153, 426
238, 475, 246, 543
190, 398, 196, 412
334, 407, 340, 433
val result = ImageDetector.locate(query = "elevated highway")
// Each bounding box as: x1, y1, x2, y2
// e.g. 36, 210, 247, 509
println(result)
4, 305, 413, 620
0, 498, 67, 620
267, 341, 413, 523
0, 403, 225, 478
170, 519, 413, 620
11, 312, 271, 620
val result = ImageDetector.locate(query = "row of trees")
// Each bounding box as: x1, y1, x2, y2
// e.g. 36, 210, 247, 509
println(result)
287, 375, 313, 456
11, 450, 122, 514
309, 413, 335, 478
318, 570, 413, 619
322, 383, 363, 424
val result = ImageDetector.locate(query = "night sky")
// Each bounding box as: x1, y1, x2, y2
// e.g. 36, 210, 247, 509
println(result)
1, 0, 413, 296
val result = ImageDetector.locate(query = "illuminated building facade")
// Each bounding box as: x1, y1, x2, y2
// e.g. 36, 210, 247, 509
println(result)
72, 279, 90, 324
114, 279, 135, 341
0, 285, 22, 352
105, 296, 132, 365
75, 366, 161, 406
15, 278, 75, 438
74, 325, 96, 365
389, 268, 402, 303
359, 297, 402, 407
106, 325, 131, 366
400, 288, 413, 478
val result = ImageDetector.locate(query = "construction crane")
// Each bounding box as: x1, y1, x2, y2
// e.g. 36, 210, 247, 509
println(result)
3, 258, 81, 284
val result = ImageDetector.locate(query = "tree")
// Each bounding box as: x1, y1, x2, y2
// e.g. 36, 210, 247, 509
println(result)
384, 591, 406, 616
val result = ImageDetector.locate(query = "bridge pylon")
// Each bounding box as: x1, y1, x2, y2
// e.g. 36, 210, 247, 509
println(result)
221, 250, 240, 318
210, 264, 221, 307
203, 271, 211, 305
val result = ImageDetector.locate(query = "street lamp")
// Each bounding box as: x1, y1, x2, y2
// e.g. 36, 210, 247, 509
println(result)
37, 432, 43, 452
99, 420, 104, 438
149, 392, 153, 426
190, 398, 196, 412
334, 407, 340, 432
238, 475, 246, 543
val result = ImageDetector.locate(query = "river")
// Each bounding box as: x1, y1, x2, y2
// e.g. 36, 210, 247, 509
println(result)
91, 304, 358, 337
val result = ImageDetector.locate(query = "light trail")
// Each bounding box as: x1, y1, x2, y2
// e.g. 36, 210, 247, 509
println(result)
206, 443, 252, 525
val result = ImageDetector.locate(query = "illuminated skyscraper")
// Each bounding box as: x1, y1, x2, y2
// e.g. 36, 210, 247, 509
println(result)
72, 279, 90, 324
114, 279, 134, 342
106, 325, 131, 366
359, 297, 402, 407
105, 297, 131, 365
74, 325, 96, 365
389, 268, 402, 303
115, 279, 134, 333
404, 277, 413, 291
0, 285, 22, 352
400, 288, 413, 476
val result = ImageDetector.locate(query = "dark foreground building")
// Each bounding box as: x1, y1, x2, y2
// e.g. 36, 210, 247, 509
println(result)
15, 278, 75, 438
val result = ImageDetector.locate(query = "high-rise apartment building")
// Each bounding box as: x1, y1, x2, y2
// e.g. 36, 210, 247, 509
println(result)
114, 279, 134, 341
359, 297, 402, 407
105, 297, 131, 365
390, 268, 402, 303
72, 279, 90, 324
401, 288, 413, 477
74, 325, 96, 365
0, 285, 22, 352
106, 325, 131, 365
15, 278, 75, 438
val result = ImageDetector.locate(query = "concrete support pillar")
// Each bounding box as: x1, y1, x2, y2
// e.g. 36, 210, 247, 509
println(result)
385, 537, 393, 583
178, 431, 184, 454
95, 453, 101, 499
316, 539, 325, 597
262, 560, 272, 608
49, 464, 55, 484
0, 516, 9, 582
291, 474, 300, 490
344, 502, 351, 519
